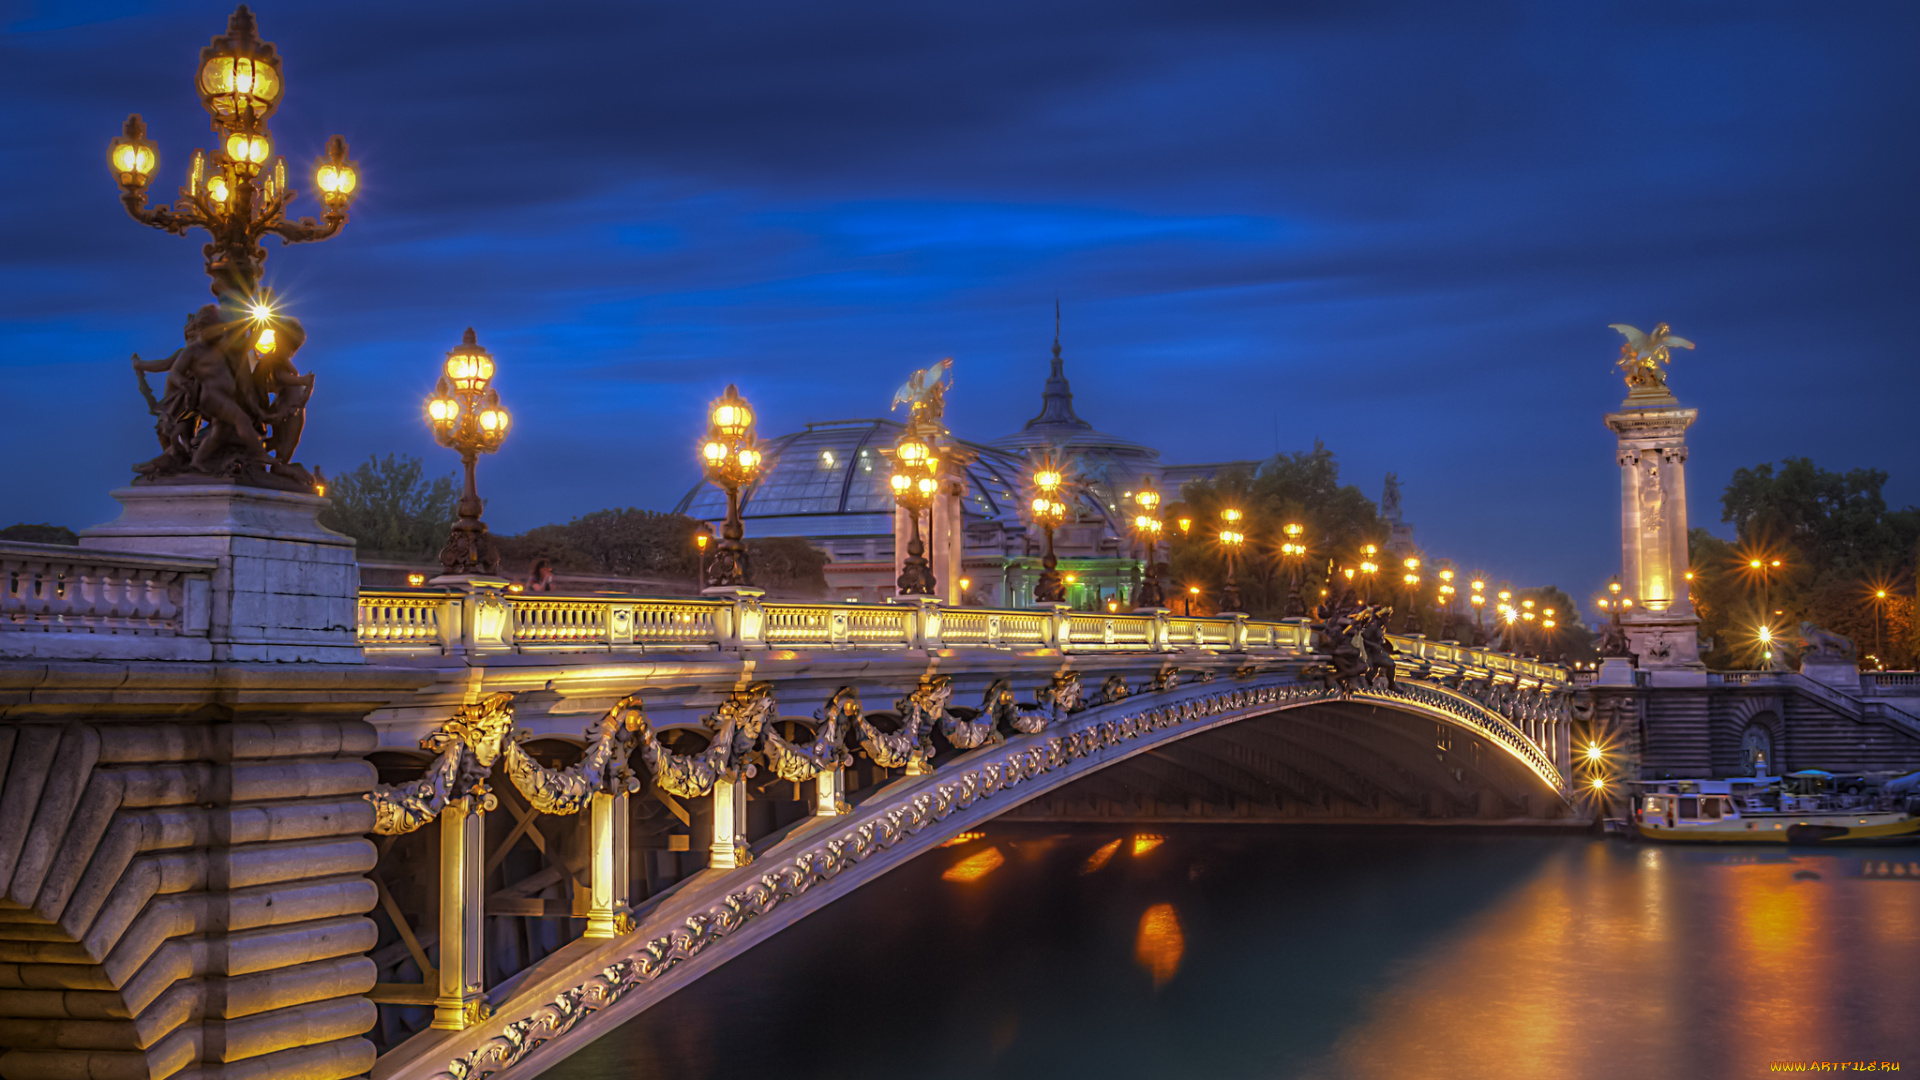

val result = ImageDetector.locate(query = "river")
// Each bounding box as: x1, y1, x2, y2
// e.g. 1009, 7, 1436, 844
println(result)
552, 827, 1920, 1079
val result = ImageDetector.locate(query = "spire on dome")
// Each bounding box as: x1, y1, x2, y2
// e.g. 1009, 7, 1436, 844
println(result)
1024, 299, 1091, 433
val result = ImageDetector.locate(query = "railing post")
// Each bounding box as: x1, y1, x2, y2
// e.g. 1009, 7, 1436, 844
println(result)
709, 775, 751, 868
1137, 607, 1170, 652
911, 596, 943, 650
1044, 602, 1073, 652
428, 575, 513, 654
707, 586, 766, 651
1228, 612, 1248, 652
432, 798, 488, 1030
812, 767, 849, 815
584, 790, 631, 938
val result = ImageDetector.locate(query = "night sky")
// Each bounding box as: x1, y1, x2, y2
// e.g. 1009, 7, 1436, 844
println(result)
4, 1, 1918, 606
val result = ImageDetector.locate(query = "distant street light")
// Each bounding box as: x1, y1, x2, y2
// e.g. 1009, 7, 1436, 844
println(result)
1281, 522, 1308, 617
700, 384, 761, 589
1030, 458, 1068, 604
890, 421, 940, 596
1131, 477, 1165, 608
427, 329, 510, 575
1219, 508, 1246, 613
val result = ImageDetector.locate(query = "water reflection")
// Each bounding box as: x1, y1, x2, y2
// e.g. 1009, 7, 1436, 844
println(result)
1131, 833, 1165, 857
554, 830, 1920, 1080
1083, 837, 1122, 874
940, 846, 1003, 882
1134, 902, 1184, 987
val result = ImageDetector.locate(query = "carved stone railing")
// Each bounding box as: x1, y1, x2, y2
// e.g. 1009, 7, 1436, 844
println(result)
0, 540, 215, 660
352, 588, 1570, 692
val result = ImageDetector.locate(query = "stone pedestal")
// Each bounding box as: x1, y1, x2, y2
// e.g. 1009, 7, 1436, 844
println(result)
1605, 394, 1702, 676
80, 484, 361, 663
1800, 659, 1862, 692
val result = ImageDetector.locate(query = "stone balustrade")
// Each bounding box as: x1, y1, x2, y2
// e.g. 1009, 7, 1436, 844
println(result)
353, 586, 1570, 686
0, 542, 215, 661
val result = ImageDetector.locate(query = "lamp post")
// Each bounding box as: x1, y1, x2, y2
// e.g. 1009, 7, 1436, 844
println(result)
890, 422, 940, 596
1470, 578, 1486, 644
1132, 477, 1165, 608
1401, 556, 1423, 633
1186, 585, 1199, 617
1281, 522, 1307, 617
1219, 508, 1246, 613
1437, 567, 1457, 640
1030, 461, 1068, 604
693, 521, 714, 586
426, 329, 511, 576
1874, 588, 1889, 666
1357, 543, 1379, 603
110, 7, 360, 303
700, 385, 761, 589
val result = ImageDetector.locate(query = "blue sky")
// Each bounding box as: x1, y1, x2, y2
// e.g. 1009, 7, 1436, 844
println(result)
3, 0, 1917, 604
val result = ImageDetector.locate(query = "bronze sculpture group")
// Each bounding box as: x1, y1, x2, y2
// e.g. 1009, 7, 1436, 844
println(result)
1309, 589, 1400, 694
132, 299, 317, 491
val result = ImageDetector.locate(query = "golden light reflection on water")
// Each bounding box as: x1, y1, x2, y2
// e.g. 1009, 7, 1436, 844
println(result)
1134, 903, 1184, 988
938, 831, 984, 848
941, 847, 1004, 882
1132, 834, 1165, 857
1297, 848, 1920, 1080
1082, 838, 1122, 874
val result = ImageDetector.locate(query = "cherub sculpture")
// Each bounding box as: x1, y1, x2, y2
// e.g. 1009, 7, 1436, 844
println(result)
1609, 322, 1694, 391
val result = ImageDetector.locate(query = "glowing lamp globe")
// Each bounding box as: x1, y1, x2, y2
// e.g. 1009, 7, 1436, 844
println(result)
196, 8, 284, 125
891, 473, 911, 493
916, 475, 937, 497
109, 116, 158, 188
709, 385, 754, 438
444, 329, 495, 392
224, 132, 271, 168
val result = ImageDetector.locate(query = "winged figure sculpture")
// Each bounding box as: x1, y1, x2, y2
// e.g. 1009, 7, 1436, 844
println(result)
1609, 322, 1694, 391
890, 357, 954, 424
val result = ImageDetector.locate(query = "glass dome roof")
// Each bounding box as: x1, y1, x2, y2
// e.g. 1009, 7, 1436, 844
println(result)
674, 418, 1034, 525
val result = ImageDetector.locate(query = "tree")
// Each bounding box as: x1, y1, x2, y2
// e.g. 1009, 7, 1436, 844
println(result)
496, 508, 700, 581
1163, 441, 1382, 618
319, 454, 459, 559
0, 523, 77, 545
1705, 458, 1920, 669
749, 536, 829, 596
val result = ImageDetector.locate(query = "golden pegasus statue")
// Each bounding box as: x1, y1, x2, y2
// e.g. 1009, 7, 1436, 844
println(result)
1609, 322, 1695, 391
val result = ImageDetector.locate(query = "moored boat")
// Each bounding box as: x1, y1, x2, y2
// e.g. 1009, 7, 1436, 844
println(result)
1631, 775, 1920, 845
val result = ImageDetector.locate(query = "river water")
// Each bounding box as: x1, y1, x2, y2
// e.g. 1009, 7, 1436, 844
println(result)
554, 828, 1920, 1079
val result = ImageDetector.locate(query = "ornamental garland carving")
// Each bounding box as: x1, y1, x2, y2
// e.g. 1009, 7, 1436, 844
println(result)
368, 692, 516, 834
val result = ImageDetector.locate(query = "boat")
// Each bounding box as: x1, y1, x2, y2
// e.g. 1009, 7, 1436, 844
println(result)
1629, 774, 1920, 845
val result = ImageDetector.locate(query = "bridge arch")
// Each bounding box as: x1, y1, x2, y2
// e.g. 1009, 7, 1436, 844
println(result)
400, 671, 1570, 1080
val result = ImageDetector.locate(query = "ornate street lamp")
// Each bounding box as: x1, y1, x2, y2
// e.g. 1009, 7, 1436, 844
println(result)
1437, 567, 1457, 640
1029, 459, 1068, 604
1470, 577, 1487, 643
890, 421, 940, 596
427, 329, 510, 576
111, 7, 361, 492
700, 385, 761, 589
1281, 522, 1308, 617
1401, 556, 1422, 633
1219, 507, 1246, 613
1131, 477, 1165, 608
111, 6, 359, 303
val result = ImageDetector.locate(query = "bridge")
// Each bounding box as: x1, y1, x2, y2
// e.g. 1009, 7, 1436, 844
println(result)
0, 533, 1574, 1080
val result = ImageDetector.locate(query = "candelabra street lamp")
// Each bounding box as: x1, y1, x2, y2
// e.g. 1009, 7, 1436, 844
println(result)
110, 6, 361, 492
110, 6, 360, 303
890, 422, 940, 596
1438, 567, 1457, 640
1219, 508, 1246, 613
1359, 544, 1380, 603
1281, 522, 1308, 617
700, 385, 762, 589
1470, 577, 1487, 644
1030, 460, 1068, 604
427, 329, 511, 576
1132, 477, 1165, 608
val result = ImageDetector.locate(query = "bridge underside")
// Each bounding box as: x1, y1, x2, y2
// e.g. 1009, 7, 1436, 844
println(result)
1008, 701, 1574, 824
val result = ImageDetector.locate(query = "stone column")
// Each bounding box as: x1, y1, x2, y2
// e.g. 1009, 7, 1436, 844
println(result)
1605, 394, 1704, 684
432, 800, 488, 1030
583, 790, 630, 939
708, 777, 750, 869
